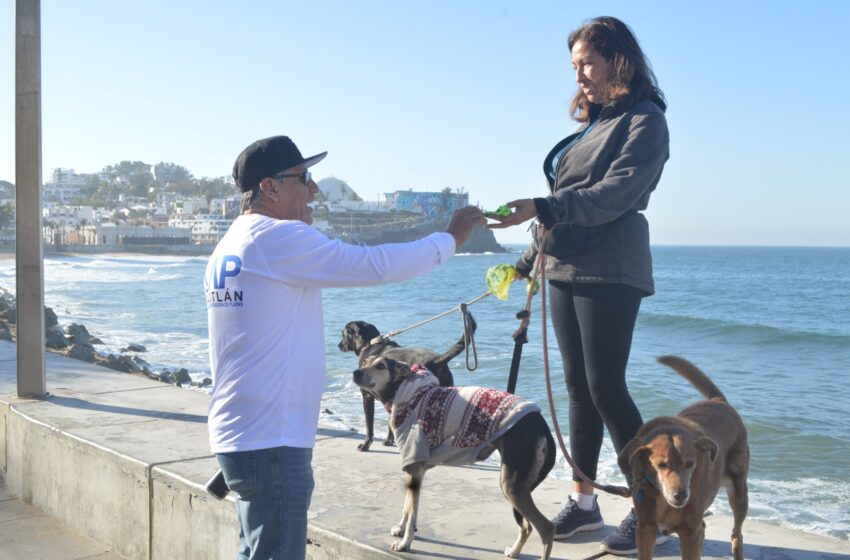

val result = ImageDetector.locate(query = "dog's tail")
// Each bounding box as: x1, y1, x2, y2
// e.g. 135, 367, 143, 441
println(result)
657, 355, 727, 402
429, 313, 477, 368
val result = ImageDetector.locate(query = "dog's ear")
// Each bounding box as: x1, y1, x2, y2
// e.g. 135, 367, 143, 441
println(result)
618, 438, 638, 474
388, 358, 412, 380
357, 321, 381, 341
619, 438, 648, 475
695, 437, 719, 462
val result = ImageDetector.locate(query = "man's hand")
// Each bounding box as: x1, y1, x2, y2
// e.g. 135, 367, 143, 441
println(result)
445, 206, 486, 248
485, 199, 537, 229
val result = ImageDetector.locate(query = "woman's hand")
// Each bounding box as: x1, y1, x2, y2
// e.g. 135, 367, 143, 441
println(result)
485, 199, 538, 229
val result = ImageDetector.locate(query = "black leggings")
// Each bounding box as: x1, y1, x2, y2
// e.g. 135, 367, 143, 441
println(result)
548, 280, 643, 482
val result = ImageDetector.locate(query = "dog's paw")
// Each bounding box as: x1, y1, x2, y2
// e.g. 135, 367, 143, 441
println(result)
504, 545, 520, 558
391, 538, 411, 551
382, 437, 395, 447
357, 439, 373, 452
390, 524, 404, 537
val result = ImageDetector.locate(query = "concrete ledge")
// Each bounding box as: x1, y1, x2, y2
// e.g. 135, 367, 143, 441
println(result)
3, 399, 149, 559
2, 346, 849, 560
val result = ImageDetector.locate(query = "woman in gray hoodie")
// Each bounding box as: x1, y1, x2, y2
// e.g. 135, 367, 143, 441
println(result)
488, 16, 669, 556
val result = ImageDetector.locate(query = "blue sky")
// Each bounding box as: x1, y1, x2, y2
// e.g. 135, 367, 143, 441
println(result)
2, 1, 849, 246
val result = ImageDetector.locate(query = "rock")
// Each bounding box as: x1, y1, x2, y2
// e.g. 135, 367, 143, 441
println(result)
67, 342, 96, 363
98, 353, 147, 374
458, 225, 508, 254
200, 377, 212, 386
121, 343, 147, 353
44, 306, 58, 329
66, 323, 95, 344
98, 354, 132, 373
0, 305, 16, 324
174, 368, 192, 386
45, 326, 69, 349
323, 408, 334, 415
131, 355, 151, 370
158, 370, 175, 383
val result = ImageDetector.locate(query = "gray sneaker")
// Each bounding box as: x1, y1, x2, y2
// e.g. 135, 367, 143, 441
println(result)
551, 496, 604, 540
599, 508, 670, 555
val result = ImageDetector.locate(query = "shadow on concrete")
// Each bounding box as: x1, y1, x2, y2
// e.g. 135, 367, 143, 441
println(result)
316, 426, 362, 439
47, 395, 208, 424
407, 535, 507, 559
682, 537, 850, 560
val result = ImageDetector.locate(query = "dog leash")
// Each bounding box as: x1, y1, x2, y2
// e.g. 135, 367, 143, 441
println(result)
368, 291, 489, 372
459, 302, 479, 371
527, 226, 631, 498
505, 273, 536, 393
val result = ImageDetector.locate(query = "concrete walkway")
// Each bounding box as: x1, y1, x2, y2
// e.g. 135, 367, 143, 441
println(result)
1, 341, 848, 559
0, 475, 119, 560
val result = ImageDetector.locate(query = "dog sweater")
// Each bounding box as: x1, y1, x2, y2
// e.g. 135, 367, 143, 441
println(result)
390, 365, 539, 468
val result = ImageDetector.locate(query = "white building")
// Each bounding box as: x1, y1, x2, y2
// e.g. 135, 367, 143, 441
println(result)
44, 168, 90, 203
173, 196, 208, 217
168, 214, 233, 245
43, 205, 96, 228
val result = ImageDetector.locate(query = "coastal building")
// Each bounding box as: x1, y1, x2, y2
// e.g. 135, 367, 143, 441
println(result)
208, 196, 241, 219
43, 167, 90, 203
42, 205, 98, 227
168, 214, 233, 245
382, 189, 469, 216
172, 196, 208, 217
20, 173, 485, 250
78, 222, 191, 247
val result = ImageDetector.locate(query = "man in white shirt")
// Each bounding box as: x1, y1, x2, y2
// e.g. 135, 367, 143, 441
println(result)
205, 135, 484, 560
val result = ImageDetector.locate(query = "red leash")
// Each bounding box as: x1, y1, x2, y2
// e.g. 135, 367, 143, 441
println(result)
529, 228, 631, 498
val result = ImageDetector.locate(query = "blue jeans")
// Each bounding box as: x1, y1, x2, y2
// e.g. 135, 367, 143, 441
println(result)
217, 446, 315, 560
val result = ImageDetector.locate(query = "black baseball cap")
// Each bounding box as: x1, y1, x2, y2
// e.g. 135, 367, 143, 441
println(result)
232, 135, 328, 192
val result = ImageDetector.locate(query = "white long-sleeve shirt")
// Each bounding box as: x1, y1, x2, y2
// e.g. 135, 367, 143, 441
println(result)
204, 213, 455, 453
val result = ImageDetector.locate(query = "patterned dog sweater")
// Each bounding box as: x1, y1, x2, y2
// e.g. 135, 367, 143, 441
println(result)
390, 365, 540, 468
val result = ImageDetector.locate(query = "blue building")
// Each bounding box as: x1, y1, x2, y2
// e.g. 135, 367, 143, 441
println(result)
383, 189, 469, 217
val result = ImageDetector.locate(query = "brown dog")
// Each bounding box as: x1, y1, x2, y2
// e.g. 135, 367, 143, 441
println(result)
618, 356, 749, 560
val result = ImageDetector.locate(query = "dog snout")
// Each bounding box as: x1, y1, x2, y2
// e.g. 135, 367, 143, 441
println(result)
671, 488, 690, 507
353, 369, 364, 385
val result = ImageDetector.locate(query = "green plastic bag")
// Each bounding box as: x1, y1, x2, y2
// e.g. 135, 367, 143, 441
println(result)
486, 264, 516, 301
483, 204, 512, 218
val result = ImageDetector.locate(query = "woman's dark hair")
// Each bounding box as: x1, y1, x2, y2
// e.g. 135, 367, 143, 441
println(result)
568, 16, 666, 122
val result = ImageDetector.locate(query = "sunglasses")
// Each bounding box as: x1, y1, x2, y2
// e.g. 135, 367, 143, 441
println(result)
271, 170, 312, 185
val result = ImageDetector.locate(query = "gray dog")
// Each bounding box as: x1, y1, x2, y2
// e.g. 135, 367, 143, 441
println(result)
338, 315, 475, 451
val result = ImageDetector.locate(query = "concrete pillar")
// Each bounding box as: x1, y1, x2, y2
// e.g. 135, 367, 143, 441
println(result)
15, 0, 46, 397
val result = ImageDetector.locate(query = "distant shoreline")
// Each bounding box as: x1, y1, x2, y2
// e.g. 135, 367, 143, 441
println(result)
0, 243, 212, 259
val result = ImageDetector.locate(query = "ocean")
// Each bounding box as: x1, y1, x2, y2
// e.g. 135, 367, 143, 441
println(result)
0, 245, 848, 541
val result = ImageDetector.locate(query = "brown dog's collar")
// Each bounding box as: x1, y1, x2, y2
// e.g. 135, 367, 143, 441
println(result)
632, 473, 659, 504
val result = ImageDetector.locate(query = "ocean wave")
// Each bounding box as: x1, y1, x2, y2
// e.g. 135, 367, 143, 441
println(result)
739, 477, 850, 541
639, 311, 850, 345
47, 255, 192, 269
47, 270, 187, 284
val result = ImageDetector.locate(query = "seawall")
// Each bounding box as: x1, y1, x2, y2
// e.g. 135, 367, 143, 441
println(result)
1, 342, 847, 559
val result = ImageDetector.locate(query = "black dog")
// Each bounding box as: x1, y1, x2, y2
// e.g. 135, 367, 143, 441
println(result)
352, 356, 556, 559
338, 315, 475, 451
